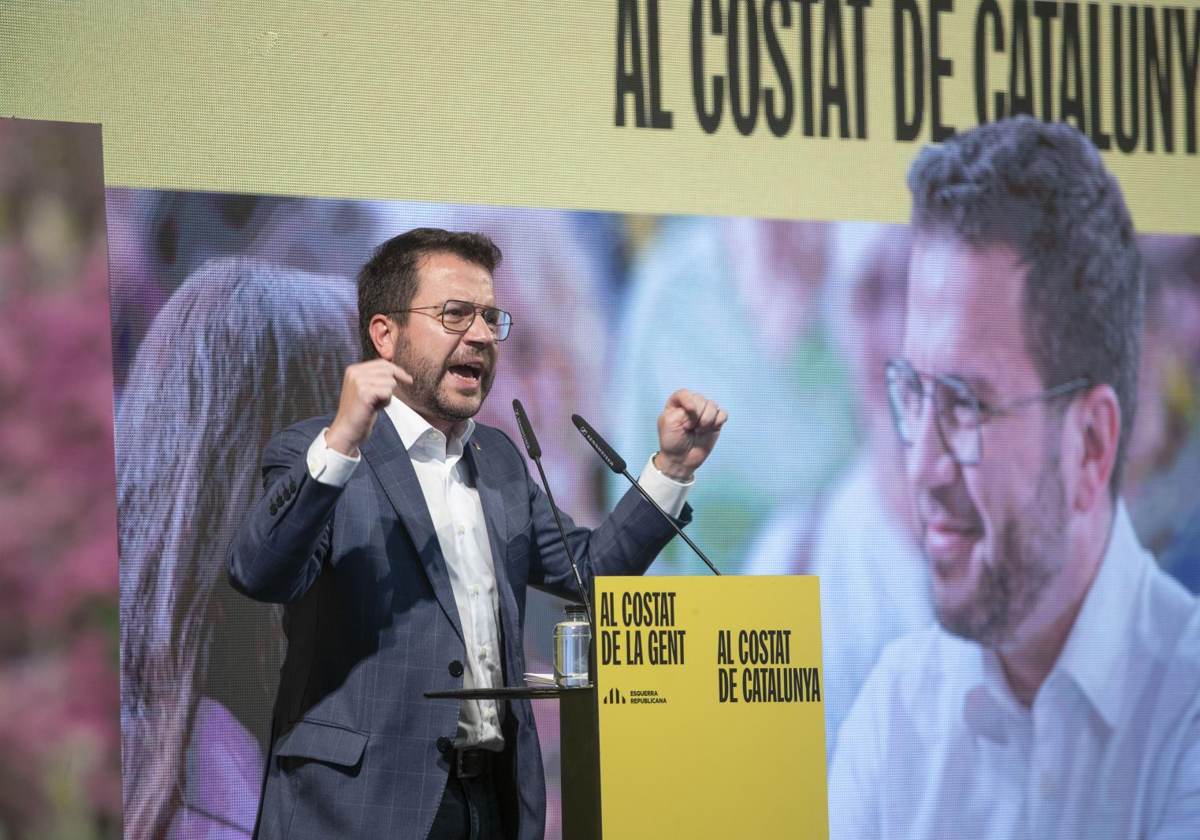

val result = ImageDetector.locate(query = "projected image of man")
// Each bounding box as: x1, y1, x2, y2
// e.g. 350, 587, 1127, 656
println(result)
829, 117, 1200, 839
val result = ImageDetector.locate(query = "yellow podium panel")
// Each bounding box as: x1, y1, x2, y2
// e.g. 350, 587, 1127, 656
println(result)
594, 576, 827, 839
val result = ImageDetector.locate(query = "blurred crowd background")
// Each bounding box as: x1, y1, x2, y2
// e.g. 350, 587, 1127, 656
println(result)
2, 119, 1197, 839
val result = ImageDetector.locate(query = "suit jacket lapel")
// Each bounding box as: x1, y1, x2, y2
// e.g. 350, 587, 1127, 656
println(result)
361, 414, 464, 644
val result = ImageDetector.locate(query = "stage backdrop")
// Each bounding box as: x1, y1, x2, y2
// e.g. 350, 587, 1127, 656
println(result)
3, 3, 1200, 839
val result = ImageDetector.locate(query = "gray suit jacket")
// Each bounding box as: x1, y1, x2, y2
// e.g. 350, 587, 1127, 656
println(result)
228, 413, 688, 839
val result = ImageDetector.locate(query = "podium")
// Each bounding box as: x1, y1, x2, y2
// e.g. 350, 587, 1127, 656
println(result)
430, 575, 828, 839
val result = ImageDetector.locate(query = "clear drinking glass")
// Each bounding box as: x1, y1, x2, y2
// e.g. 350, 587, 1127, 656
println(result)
553, 604, 591, 688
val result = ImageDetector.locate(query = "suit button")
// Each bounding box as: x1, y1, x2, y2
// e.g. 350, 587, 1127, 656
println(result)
448, 660, 464, 677
289, 478, 297, 493
269, 503, 278, 516
283, 487, 292, 500
436, 736, 453, 754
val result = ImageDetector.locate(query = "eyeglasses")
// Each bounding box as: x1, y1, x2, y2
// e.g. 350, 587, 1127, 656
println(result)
389, 300, 513, 341
885, 358, 1089, 465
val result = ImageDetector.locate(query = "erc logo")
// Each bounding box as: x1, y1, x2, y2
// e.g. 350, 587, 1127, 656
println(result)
603, 687, 667, 705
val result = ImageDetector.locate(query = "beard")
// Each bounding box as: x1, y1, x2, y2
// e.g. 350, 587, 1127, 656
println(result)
932, 439, 1069, 647
395, 333, 496, 424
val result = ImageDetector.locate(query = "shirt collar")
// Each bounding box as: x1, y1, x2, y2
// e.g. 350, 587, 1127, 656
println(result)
1052, 501, 1148, 729
383, 396, 475, 457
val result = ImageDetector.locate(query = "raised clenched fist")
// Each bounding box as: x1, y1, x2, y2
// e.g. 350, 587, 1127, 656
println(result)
325, 359, 413, 456
653, 389, 728, 483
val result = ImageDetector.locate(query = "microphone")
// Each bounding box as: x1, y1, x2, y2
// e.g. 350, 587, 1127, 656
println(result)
514, 397, 542, 459
571, 414, 721, 575
512, 400, 594, 629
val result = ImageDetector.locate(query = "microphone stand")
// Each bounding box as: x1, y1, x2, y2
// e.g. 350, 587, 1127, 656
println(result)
513, 400, 595, 684
572, 413, 721, 575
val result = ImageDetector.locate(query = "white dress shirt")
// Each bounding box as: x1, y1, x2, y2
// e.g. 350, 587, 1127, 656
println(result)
305, 397, 692, 750
829, 503, 1200, 840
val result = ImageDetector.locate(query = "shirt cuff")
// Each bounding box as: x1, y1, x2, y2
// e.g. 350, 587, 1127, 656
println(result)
306, 427, 361, 487
636, 455, 693, 518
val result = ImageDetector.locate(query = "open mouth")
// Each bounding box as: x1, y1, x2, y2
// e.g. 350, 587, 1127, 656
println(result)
448, 361, 484, 385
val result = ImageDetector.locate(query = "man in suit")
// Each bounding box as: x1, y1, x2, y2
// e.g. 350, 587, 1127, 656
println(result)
228, 228, 727, 840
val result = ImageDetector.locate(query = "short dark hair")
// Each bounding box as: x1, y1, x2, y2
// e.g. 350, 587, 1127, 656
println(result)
907, 116, 1143, 493
357, 228, 503, 360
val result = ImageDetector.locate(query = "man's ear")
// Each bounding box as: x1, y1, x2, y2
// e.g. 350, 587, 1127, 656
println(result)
370, 313, 396, 361
1069, 383, 1121, 513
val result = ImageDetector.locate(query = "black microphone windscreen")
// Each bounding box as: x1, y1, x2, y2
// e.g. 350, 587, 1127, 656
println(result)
571, 414, 627, 474
512, 399, 542, 460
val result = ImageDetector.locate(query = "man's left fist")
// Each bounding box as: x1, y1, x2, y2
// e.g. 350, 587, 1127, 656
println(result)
654, 389, 728, 482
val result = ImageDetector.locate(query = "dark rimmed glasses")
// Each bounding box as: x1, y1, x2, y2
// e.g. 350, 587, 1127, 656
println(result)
389, 300, 513, 341
885, 358, 1090, 466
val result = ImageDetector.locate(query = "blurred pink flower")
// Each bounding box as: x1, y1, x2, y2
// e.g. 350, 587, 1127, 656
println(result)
0, 121, 121, 836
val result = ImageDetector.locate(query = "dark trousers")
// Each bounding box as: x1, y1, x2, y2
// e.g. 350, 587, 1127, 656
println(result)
426, 772, 505, 840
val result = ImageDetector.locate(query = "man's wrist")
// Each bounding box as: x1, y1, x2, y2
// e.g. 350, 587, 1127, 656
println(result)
325, 424, 360, 458
652, 452, 695, 484
639, 454, 692, 517
309, 427, 361, 487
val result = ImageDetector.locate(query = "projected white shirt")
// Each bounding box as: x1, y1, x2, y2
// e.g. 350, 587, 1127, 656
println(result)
828, 503, 1200, 840
306, 396, 690, 750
